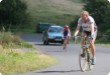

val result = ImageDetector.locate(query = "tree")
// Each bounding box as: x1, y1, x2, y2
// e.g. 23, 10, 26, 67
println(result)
0, 0, 29, 31
84, 0, 110, 43
103, 5, 110, 31
84, 0, 110, 31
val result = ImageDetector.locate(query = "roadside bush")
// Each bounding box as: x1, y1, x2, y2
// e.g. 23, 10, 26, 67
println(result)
69, 15, 80, 31
97, 30, 110, 43
0, 32, 32, 48
0, 0, 30, 31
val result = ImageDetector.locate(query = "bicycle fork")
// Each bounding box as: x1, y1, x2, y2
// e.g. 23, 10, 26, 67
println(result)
86, 48, 90, 62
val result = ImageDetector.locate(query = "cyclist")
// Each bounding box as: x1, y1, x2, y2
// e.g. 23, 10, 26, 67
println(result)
63, 25, 71, 50
73, 11, 97, 65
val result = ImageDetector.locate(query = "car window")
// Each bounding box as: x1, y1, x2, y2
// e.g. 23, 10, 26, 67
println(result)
48, 27, 63, 33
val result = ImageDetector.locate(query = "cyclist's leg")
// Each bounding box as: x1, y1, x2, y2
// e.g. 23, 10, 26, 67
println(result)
89, 40, 95, 57
63, 36, 68, 49
89, 30, 97, 57
89, 30, 97, 64
89, 39, 96, 65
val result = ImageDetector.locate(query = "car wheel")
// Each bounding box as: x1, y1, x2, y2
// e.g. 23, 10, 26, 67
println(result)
43, 40, 49, 45
43, 40, 46, 45
46, 40, 49, 45
61, 40, 64, 44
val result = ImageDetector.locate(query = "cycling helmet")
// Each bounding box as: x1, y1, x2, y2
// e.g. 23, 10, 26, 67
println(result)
64, 25, 69, 30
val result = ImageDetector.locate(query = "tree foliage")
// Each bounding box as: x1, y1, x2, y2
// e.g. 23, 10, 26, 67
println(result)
84, 0, 110, 43
0, 0, 29, 30
84, 0, 110, 32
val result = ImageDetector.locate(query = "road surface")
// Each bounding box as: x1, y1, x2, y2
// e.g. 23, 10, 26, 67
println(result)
12, 34, 110, 75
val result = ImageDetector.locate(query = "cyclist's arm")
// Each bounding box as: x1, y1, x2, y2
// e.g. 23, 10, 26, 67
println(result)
68, 29, 71, 37
90, 22, 94, 36
74, 18, 81, 36
74, 25, 80, 36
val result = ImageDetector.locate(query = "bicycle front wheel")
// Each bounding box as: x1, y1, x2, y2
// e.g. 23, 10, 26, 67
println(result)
79, 49, 88, 72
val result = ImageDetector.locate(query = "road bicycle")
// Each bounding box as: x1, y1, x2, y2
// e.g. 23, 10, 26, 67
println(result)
63, 36, 70, 50
79, 36, 94, 72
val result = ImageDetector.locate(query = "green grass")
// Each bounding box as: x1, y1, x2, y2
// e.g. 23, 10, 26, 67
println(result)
22, 0, 84, 32
96, 43, 110, 47
0, 31, 33, 48
70, 37, 110, 47
0, 50, 56, 75
0, 32, 57, 75
71, 41, 110, 47
7, 0, 84, 33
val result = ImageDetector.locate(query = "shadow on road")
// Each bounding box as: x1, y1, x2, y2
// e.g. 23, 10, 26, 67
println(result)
35, 44, 63, 46
46, 50, 66, 52
34, 43, 67, 52
35, 70, 80, 73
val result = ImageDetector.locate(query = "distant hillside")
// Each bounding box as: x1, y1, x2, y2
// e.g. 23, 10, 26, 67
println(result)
24, 0, 83, 15
23, 0, 84, 30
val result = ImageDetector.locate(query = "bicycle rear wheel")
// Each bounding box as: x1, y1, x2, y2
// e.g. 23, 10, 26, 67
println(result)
79, 49, 88, 72
88, 62, 94, 70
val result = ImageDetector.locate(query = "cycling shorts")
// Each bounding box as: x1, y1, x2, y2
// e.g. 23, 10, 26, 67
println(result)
83, 30, 97, 38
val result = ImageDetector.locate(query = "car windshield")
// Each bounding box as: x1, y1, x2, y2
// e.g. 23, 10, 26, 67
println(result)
48, 27, 63, 33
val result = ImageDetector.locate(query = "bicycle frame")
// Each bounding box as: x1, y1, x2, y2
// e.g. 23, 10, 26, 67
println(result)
84, 37, 90, 62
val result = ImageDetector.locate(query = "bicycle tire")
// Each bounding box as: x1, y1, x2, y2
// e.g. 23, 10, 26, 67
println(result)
79, 49, 88, 72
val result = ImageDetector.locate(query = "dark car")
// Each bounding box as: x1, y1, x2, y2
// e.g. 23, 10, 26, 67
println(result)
42, 25, 64, 45
36, 23, 52, 33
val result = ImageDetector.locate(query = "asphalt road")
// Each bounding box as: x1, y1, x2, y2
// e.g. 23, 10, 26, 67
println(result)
12, 34, 110, 75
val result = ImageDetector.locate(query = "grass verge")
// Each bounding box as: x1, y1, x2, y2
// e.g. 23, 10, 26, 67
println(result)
96, 43, 110, 47
70, 38, 110, 47
0, 31, 33, 48
0, 32, 57, 75
0, 49, 56, 75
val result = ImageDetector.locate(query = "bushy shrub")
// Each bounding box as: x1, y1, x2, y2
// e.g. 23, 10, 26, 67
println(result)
0, 0, 29, 31
0, 32, 32, 48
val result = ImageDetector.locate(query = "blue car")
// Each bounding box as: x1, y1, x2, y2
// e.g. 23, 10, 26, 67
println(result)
42, 25, 64, 45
